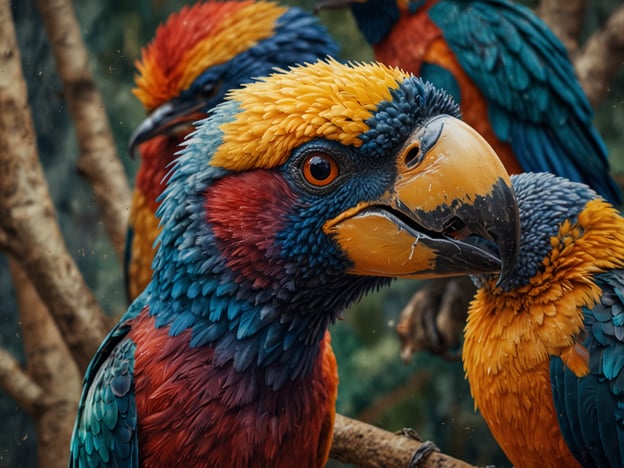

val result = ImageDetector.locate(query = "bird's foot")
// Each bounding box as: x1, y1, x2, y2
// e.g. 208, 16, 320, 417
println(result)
409, 440, 440, 467
396, 277, 475, 362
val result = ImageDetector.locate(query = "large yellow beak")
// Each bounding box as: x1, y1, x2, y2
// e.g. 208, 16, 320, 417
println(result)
325, 116, 519, 283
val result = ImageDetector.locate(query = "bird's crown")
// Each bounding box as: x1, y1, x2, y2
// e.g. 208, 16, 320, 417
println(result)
133, 1, 288, 110
210, 59, 414, 171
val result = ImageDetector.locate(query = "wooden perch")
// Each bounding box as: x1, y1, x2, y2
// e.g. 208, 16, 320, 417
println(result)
0, 0, 107, 373
35, 0, 132, 262
330, 414, 475, 467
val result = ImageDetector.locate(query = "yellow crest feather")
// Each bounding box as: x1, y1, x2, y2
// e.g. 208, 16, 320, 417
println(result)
212, 59, 410, 171
133, 1, 286, 110
178, 2, 286, 92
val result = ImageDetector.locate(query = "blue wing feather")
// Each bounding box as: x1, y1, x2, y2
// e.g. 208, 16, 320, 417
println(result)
69, 297, 146, 467
551, 270, 624, 466
429, 0, 621, 204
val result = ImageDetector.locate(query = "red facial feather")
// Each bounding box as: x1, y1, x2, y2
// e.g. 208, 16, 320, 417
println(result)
135, 136, 181, 211
128, 309, 337, 467
206, 170, 298, 289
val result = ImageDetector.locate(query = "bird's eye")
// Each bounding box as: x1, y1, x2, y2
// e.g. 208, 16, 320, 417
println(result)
199, 82, 217, 100
302, 153, 339, 187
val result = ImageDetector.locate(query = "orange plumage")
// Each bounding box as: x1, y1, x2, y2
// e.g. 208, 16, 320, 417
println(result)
464, 198, 624, 467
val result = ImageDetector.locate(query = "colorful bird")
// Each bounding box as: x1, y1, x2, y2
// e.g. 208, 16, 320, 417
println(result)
69, 59, 520, 466
125, 0, 339, 300
464, 171, 624, 467
316, 0, 621, 204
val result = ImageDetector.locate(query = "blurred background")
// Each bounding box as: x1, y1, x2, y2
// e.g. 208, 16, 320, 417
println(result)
1, 0, 623, 466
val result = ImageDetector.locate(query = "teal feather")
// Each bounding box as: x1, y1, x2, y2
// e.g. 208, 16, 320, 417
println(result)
551, 269, 624, 467
425, 0, 621, 204
420, 63, 460, 103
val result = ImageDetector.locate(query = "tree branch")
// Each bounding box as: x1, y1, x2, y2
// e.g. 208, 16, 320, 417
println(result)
573, 4, 624, 108
0, 348, 46, 416
537, 0, 587, 54
34, 0, 131, 262
0, 0, 107, 372
9, 258, 80, 468
330, 414, 475, 467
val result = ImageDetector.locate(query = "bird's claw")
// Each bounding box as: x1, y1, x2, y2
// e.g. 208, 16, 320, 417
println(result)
396, 277, 475, 362
409, 440, 440, 467
396, 427, 421, 441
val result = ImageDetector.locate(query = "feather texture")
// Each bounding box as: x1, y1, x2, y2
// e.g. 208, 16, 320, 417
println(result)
465, 173, 624, 467
74, 59, 493, 466
341, 0, 621, 204
126, 1, 339, 300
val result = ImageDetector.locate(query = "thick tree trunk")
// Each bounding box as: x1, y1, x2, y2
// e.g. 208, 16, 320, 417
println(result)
574, 4, 624, 108
537, 0, 587, 54
0, 0, 107, 373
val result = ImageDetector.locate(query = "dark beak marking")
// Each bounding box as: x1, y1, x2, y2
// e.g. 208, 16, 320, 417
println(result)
362, 206, 474, 243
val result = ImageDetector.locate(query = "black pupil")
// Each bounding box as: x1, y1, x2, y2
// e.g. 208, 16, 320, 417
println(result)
309, 156, 332, 181
201, 83, 215, 98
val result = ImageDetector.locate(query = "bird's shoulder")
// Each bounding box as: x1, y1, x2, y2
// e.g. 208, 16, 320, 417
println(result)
69, 300, 144, 467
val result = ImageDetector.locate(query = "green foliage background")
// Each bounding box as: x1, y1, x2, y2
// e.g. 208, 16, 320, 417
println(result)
1, 0, 622, 466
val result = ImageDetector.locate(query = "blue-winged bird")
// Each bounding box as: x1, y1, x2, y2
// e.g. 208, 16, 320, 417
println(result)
70, 59, 519, 467
125, 1, 339, 300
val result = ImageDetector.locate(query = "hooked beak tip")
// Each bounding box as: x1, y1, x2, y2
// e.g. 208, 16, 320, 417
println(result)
127, 131, 141, 159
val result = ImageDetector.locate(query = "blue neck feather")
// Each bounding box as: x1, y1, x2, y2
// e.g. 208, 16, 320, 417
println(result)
474, 172, 598, 292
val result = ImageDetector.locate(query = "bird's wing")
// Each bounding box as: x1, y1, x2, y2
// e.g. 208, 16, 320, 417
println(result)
428, 0, 620, 204
69, 300, 145, 467
551, 269, 624, 466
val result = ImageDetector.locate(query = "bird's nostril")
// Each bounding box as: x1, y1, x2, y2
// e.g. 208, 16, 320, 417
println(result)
404, 144, 421, 168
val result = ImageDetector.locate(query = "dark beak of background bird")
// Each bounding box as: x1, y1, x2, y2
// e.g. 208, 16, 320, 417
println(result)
314, 0, 361, 12
128, 98, 208, 157
325, 116, 520, 284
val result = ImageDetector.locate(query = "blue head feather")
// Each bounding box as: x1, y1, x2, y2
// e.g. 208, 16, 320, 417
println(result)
179, 7, 339, 113
361, 77, 460, 157
477, 172, 600, 292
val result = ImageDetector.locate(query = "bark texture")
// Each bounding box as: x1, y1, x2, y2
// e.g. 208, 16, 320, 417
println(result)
330, 414, 476, 468
574, 4, 624, 108
0, 0, 107, 372
537, 0, 587, 53
10, 259, 80, 468
35, 0, 131, 261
